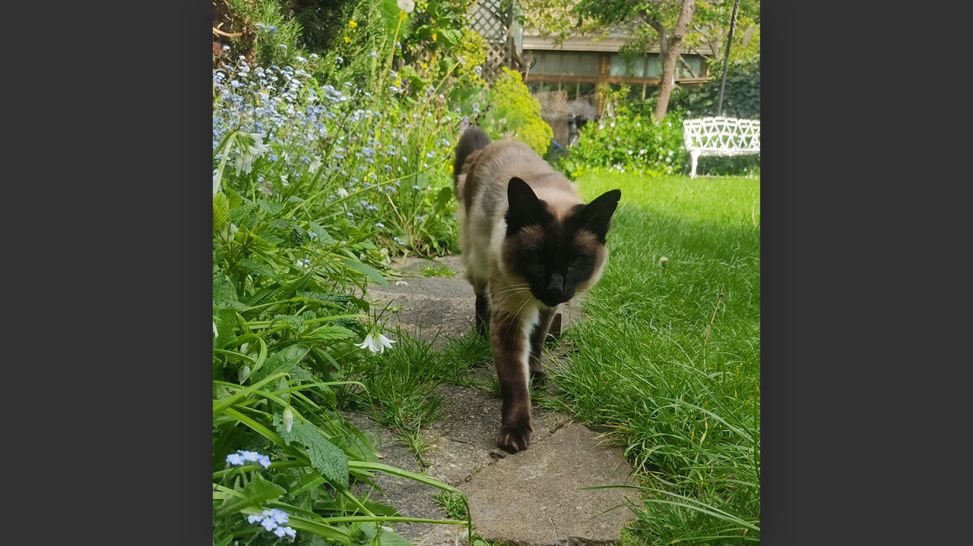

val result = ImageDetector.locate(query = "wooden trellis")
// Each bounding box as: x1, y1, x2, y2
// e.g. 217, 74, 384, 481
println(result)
471, 0, 520, 82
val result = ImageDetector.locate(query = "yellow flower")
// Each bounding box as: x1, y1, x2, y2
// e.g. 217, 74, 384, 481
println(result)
343, 35, 351, 43
432, 32, 437, 42
348, 20, 357, 29
394, 79, 403, 87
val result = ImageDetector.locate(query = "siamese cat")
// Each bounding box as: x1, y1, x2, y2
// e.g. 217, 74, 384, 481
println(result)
453, 127, 621, 453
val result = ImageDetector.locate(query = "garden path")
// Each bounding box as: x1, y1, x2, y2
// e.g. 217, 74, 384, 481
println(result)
348, 256, 638, 545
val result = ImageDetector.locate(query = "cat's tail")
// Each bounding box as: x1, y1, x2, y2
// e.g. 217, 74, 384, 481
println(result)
453, 126, 491, 193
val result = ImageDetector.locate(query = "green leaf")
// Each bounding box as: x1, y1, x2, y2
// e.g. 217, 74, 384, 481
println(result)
434, 186, 453, 209
306, 324, 356, 342
277, 421, 350, 489
287, 365, 316, 383
213, 193, 230, 232
215, 473, 285, 518
438, 29, 462, 46
273, 314, 305, 331
252, 345, 310, 382
213, 277, 245, 310
342, 257, 387, 286
214, 308, 237, 347
257, 200, 285, 215
354, 522, 412, 546
377, 527, 412, 546
291, 227, 309, 246
309, 222, 336, 244
262, 233, 286, 246
238, 258, 275, 277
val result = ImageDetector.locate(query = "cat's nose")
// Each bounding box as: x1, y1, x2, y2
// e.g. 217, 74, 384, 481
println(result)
546, 274, 565, 299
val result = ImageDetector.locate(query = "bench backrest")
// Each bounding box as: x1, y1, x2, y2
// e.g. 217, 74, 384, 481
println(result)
683, 117, 760, 155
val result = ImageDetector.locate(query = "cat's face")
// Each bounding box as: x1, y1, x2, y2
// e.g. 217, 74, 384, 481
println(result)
502, 178, 621, 308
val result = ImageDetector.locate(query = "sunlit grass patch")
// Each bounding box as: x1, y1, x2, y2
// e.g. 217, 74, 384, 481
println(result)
553, 171, 760, 543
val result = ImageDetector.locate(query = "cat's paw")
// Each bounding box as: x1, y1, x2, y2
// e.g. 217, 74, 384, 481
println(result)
497, 424, 532, 453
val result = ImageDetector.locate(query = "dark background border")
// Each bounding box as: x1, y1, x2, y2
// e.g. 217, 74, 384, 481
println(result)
2, 2, 971, 544
3, 1, 213, 544
761, 2, 973, 544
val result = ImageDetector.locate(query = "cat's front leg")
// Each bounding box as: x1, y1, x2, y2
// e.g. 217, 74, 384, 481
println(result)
490, 309, 535, 453
474, 291, 490, 336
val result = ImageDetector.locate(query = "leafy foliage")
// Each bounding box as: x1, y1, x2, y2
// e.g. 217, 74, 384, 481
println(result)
572, 0, 760, 64
670, 57, 760, 120
558, 99, 687, 177
277, 420, 351, 489
461, 67, 554, 155
212, 1, 485, 543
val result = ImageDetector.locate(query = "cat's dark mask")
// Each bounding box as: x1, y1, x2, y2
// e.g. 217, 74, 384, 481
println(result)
504, 177, 621, 307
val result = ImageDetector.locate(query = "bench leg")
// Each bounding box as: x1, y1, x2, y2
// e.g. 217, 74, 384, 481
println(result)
690, 150, 701, 179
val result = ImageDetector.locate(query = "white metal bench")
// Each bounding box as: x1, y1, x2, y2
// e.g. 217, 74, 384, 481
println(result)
683, 117, 760, 178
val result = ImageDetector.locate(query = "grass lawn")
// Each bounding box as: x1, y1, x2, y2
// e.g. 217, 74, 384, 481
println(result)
549, 171, 761, 543
350, 171, 760, 544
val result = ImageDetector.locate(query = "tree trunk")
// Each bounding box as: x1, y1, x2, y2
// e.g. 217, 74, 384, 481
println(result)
654, 0, 696, 121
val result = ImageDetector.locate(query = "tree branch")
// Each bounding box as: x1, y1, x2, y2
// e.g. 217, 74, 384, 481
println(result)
646, 17, 667, 55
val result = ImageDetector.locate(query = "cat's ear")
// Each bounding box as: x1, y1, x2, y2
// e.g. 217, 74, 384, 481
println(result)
506, 177, 551, 234
574, 189, 621, 242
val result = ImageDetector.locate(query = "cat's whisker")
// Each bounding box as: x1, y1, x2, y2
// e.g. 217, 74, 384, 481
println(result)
494, 292, 533, 310
492, 285, 531, 297
502, 295, 533, 342
497, 286, 530, 294
493, 287, 531, 298
493, 284, 529, 294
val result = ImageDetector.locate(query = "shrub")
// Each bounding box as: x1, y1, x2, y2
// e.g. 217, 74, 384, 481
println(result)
484, 68, 553, 155
218, 0, 309, 67
559, 107, 687, 177
452, 67, 554, 156
668, 57, 760, 120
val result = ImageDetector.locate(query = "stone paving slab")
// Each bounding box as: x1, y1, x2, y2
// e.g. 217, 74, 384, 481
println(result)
421, 383, 573, 488
344, 412, 456, 544
460, 423, 639, 546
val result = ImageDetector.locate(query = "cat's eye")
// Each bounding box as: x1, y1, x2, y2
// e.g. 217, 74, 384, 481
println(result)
571, 255, 592, 268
